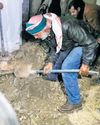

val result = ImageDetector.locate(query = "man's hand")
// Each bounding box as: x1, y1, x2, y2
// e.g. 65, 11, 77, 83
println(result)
79, 64, 89, 76
43, 63, 53, 74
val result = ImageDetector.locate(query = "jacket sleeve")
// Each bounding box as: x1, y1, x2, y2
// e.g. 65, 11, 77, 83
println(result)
64, 21, 99, 65
43, 37, 59, 64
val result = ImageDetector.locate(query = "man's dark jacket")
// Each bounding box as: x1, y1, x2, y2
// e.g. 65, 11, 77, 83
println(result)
42, 15, 99, 66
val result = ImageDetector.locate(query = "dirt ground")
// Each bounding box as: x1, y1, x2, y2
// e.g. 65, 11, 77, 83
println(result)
0, 42, 100, 125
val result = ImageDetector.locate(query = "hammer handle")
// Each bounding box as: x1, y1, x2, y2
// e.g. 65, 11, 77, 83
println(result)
30, 69, 99, 75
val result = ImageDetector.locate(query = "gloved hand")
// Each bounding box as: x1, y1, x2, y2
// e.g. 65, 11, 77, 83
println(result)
43, 63, 53, 74
79, 64, 89, 76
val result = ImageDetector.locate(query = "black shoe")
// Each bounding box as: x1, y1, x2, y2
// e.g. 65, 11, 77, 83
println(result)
58, 102, 82, 113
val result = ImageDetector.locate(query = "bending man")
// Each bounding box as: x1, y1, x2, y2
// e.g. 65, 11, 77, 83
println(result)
26, 13, 98, 113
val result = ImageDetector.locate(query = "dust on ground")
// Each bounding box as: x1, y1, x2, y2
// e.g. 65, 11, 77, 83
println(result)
0, 42, 100, 125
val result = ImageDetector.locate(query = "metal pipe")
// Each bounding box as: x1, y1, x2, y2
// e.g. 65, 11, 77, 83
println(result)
30, 69, 99, 76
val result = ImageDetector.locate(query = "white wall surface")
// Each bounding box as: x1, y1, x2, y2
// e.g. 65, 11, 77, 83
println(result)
0, 0, 22, 53
96, 0, 100, 5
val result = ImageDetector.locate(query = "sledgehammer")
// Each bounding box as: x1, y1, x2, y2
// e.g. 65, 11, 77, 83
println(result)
13, 64, 99, 78
0, 63, 99, 78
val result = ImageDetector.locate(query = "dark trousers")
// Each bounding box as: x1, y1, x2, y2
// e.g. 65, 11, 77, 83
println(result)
47, 49, 72, 81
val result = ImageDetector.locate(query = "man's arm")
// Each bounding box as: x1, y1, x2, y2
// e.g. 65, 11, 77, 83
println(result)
67, 21, 99, 65
66, 20, 99, 75
43, 50, 59, 74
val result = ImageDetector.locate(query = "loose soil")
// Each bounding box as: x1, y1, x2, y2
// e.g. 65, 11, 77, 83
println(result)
0, 42, 100, 125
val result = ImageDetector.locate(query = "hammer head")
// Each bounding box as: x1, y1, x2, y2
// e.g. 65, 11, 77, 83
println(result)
14, 63, 33, 78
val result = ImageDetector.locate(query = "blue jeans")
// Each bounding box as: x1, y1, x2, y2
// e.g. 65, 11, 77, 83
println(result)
62, 47, 82, 104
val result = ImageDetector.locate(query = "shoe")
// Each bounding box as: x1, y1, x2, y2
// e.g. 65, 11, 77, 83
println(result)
58, 102, 82, 113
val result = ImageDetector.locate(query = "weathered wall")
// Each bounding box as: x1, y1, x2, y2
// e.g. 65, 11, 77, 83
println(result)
30, 0, 42, 16
84, 0, 96, 4
22, 0, 100, 31
84, 3, 100, 30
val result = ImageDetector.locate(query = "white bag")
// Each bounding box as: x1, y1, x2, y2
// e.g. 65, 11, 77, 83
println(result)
0, 0, 22, 54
